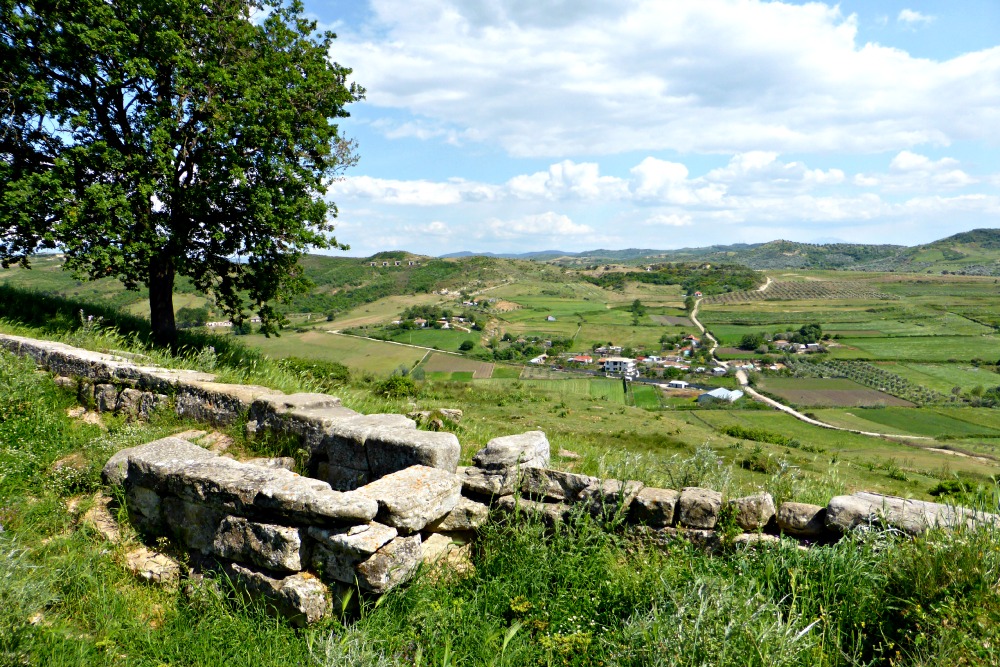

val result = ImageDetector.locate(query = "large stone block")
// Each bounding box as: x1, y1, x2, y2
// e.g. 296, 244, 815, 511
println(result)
102, 436, 215, 488
309, 523, 399, 585
319, 414, 417, 482
175, 381, 284, 425
628, 487, 680, 527
355, 535, 422, 593
268, 406, 361, 449
366, 428, 460, 477
472, 431, 550, 472
826, 492, 997, 536
519, 467, 597, 503
212, 516, 305, 573
356, 465, 462, 533
426, 497, 489, 532
777, 502, 827, 538
677, 487, 723, 529
728, 493, 776, 531
126, 485, 163, 531
249, 393, 343, 422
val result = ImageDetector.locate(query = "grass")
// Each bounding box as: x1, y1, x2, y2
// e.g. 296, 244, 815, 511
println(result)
812, 407, 1000, 439
756, 377, 913, 407
887, 362, 1000, 394
241, 330, 428, 375
831, 335, 1000, 362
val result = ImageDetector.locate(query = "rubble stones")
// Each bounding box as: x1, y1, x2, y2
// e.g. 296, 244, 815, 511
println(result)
309, 522, 398, 558
496, 495, 569, 528
95, 383, 118, 412
520, 467, 597, 503
125, 547, 181, 585
458, 466, 516, 497
426, 496, 489, 532
678, 487, 723, 529
581, 479, 644, 518
728, 493, 776, 531
472, 431, 550, 471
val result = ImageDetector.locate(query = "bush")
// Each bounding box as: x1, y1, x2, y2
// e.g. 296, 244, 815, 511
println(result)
374, 374, 419, 398
459, 340, 475, 351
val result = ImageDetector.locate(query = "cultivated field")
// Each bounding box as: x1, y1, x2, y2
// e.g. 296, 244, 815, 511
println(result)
755, 377, 913, 407
420, 352, 494, 379
241, 330, 427, 374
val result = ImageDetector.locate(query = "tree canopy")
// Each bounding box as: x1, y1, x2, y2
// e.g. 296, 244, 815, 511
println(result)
0, 0, 363, 344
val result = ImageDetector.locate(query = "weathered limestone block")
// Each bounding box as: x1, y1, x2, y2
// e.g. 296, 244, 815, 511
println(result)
163, 498, 226, 553
637, 526, 720, 550
496, 495, 569, 527
222, 562, 331, 627
732, 533, 782, 547
269, 406, 361, 449
458, 466, 516, 498
678, 487, 723, 529
355, 535, 422, 593
728, 493, 776, 531
356, 466, 462, 533
628, 487, 680, 527
438, 409, 463, 423
95, 383, 119, 412
826, 492, 997, 536
249, 393, 343, 422
116, 389, 166, 420
53, 376, 76, 389
777, 502, 827, 538
472, 431, 550, 472
426, 496, 489, 532
520, 467, 597, 503
106, 437, 378, 525
319, 414, 417, 489
102, 436, 215, 487
366, 428, 460, 478
212, 516, 305, 573
310, 523, 397, 585
581, 479, 644, 518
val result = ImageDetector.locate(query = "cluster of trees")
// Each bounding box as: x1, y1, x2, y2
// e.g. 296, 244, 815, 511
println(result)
739, 324, 827, 351
1, 0, 364, 346
585, 263, 761, 296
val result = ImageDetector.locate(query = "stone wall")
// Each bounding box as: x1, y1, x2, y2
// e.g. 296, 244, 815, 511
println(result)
3, 333, 997, 625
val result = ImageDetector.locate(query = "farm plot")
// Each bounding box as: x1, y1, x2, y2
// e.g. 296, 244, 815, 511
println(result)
386, 328, 480, 352
650, 314, 693, 326
756, 377, 913, 407
246, 331, 426, 375
702, 281, 897, 305
830, 335, 1000, 362
883, 362, 1000, 395
812, 408, 1000, 439
421, 352, 494, 379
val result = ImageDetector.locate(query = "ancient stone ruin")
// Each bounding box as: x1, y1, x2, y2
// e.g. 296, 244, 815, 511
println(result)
2, 332, 996, 625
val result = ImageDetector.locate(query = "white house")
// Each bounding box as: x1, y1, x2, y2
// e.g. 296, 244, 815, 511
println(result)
697, 388, 744, 404
712, 366, 728, 376
666, 380, 690, 389
600, 357, 636, 375
529, 354, 548, 365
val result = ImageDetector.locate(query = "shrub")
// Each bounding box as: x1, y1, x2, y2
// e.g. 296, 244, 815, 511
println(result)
374, 374, 419, 398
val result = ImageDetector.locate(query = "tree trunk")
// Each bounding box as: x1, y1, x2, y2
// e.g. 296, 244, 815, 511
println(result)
148, 252, 176, 350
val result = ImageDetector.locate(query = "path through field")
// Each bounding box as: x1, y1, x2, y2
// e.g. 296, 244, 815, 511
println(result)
326, 330, 461, 356
691, 296, 933, 442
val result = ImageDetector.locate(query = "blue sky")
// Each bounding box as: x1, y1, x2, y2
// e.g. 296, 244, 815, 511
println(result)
305, 0, 1000, 256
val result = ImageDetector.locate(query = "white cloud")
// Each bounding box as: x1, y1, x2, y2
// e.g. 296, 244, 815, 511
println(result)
643, 213, 693, 227
328, 175, 498, 206
897, 9, 934, 25
482, 212, 594, 239
506, 160, 628, 200
334, 0, 1000, 157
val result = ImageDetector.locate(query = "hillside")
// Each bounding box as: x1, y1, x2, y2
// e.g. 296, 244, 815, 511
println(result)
444, 228, 1000, 275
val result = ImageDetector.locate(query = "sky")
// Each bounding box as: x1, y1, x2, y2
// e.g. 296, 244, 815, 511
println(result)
305, 0, 1000, 256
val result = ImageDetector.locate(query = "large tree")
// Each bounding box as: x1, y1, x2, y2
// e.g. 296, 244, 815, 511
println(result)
0, 0, 362, 345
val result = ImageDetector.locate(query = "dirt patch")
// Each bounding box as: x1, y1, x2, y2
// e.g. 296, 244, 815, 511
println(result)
762, 386, 913, 408
650, 315, 693, 326
422, 353, 495, 379
492, 300, 522, 312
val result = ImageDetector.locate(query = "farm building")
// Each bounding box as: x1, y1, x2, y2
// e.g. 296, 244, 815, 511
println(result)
568, 355, 593, 364
697, 388, 744, 404
666, 380, 690, 389
529, 354, 548, 365
684, 335, 701, 347
600, 357, 636, 375
546, 315, 557, 321
712, 367, 728, 376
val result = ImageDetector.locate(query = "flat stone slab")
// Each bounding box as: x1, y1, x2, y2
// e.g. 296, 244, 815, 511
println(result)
322, 413, 417, 472
356, 465, 462, 533
458, 466, 516, 498
472, 431, 550, 471
308, 522, 398, 558
826, 492, 998, 536
251, 393, 343, 418
103, 436, 216, 487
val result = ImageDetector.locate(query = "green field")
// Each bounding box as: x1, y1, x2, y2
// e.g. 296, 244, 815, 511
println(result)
884, 362, 1000, 394
756, 377, 912, 407
831, 335, 1000, 362
241, 330, 427, 374
812, 407, 1000, 439
386, 327, 481, 352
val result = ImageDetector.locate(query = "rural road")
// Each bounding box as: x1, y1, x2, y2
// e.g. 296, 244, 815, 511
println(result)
691, 290, 933, 442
